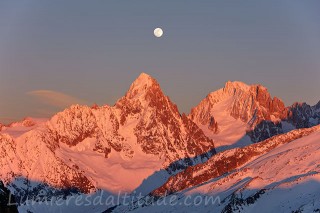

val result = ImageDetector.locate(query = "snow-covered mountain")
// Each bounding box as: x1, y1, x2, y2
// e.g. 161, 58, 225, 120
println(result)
190, 81, 288, 128
0, 74, 319, 213
189, 81, 320, 149
0, 73, 216, 211
108, 124, 320, 213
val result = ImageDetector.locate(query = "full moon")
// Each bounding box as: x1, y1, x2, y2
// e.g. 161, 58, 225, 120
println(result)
154, 28, 163, 38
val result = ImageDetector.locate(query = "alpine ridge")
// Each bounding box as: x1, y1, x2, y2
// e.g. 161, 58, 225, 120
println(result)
189, 81, 320, 146
0, 73, 216, 209
190, 81, 287, 128
0, 73, 319, 213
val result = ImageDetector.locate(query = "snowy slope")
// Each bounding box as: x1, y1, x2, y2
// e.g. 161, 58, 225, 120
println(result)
1, 117, 47, 138
113, 125, 320, 213
192, 95, 252, 152
55, 140, 165, 193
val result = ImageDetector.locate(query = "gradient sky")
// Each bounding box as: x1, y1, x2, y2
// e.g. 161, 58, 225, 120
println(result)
1, 0, 320, 124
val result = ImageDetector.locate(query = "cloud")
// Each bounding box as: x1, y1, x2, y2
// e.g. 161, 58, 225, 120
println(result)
27, 90, 89, 108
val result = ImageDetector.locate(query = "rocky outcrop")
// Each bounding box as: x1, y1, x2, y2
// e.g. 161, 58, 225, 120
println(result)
221, 189, 266, 213
190, 81, 320, 143
247, 120, 283, 143
190, 81, 288, 131
0, 132, 95, 194
229, 84, 287, 126
151, 125, 320, 197
208, 116, 219, 133
287, 102, 320, 128
8, 117, 36, 128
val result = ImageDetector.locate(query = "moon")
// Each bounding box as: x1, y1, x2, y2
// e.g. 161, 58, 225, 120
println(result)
154, 28, 163, 38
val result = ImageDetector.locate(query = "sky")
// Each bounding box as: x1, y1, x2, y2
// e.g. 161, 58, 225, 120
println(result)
0, 0, 320, 124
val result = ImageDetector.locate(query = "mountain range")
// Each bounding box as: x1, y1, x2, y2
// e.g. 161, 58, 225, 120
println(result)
0, 73, 319, 213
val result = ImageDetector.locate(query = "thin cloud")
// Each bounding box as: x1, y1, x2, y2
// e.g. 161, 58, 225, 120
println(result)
27, 90, 89, 108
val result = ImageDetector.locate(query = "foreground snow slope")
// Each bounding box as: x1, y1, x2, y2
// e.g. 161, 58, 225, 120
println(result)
110, 125, 320, 212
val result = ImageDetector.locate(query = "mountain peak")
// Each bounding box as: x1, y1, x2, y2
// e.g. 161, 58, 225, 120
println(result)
125, 73, 160, 100
190, 80, 288, 141
225, 80, 249, 87
224, 81, 250, 92
134, 72, 154, 85
137, 72, 152, 79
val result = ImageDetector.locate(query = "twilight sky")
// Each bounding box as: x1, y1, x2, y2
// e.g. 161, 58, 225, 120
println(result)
0, 0, 320, 124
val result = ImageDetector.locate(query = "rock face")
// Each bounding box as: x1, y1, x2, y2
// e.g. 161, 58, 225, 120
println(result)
45, 73, 216, 168
190, 81, 320, 143
0, 132, 95, 194
113, 73, 216, 166
246, 120, 283, 143
190, 81, 287, 130
208, 116, 219, 133
151, 125, 320, 197
12, 118, 36, 128
287, 102, 320, 128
